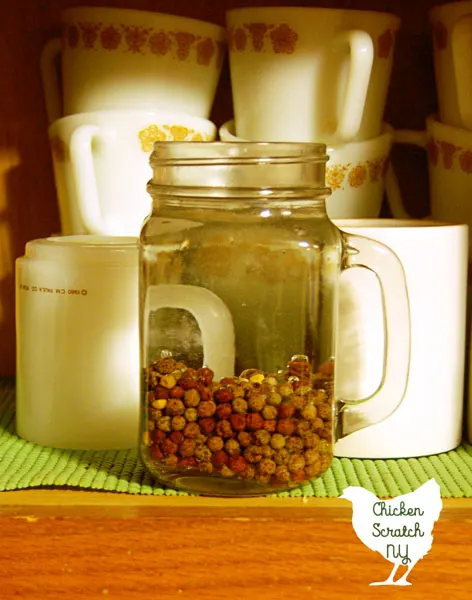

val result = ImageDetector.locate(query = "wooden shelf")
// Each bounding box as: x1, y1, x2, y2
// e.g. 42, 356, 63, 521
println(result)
0, 490, 470, 598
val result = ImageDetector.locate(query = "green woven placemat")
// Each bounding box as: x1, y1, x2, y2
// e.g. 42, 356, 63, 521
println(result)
2, 379, 472, 497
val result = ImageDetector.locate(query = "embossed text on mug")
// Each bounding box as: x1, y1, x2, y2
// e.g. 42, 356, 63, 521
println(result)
19, 283, 88, 296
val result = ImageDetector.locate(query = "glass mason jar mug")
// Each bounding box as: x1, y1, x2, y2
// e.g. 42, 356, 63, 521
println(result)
140, 142, 410, 496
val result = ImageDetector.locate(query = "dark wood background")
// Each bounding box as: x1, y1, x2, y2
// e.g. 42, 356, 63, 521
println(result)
0, 0, 455, 375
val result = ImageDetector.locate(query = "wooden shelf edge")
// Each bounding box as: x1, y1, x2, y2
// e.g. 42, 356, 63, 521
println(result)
0, 489, 471, 520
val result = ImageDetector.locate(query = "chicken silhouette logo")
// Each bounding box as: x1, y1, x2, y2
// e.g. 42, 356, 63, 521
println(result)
340, 478, 442, 586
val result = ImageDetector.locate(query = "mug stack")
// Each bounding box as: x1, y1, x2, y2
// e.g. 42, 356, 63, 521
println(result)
220, 6, 401, 219
388, 0, 472, 253
14, 7, 227, 451
41, 6, 226, 236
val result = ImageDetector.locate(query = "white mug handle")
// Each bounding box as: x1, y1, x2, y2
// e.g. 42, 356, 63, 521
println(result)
144, 284, 236, 381
452, 14, 472, 131
40, 38, 62, 124
69, 124, 113, 236
384, 129, 429, 219
333, 30, 374, 142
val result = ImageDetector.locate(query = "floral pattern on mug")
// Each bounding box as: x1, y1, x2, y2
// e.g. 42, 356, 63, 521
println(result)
326, 164, 350, 190
172, 32, 198, 60
63, 21, 225, 67
244, 23, 271, 52
270, 24, 299, 54
100, 26, 122, 50
228, 22, 298, 54
367, 157, 385, 181
459, 150, 472, 174
440, 141, 457, 169
78, 22, 102, 49
326, 155, 389, 190
229, 27, 247, 51
149, 31, 172, 56
433, 20, 448, 51
138, 124, 213, 151
50, 136, 67, 163
377, 29, 395, 59
431, 137, 472, 175
196, 38, 215, 65
122, 26, 151, 54
348, 164, 368, 188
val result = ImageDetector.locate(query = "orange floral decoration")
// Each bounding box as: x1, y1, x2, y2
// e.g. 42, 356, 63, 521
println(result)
326, 165, 348, 190
196, 38, 215, 66
122, 26, 150, 54
100, 26, 121, 50
148, 31, 172, 56
166, 125, 191, 140
139, 125, 167, 152
270, 24, 298, 54
368, 157, 384, 182
173, 32, 197, 61
244, 23, 271, 52
348, 164, 367, 188
65, 21, 222, 67
78, 22, 101, 49
234, 27, 247, 51
138, 124, 212, 151
459, 150, 472, 174
440, 141, 457, 169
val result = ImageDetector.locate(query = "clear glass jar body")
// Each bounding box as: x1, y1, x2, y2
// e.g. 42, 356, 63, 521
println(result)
140, 142, 345, 496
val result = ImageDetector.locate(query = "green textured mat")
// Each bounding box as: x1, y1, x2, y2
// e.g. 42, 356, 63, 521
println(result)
2, 379, 472, 497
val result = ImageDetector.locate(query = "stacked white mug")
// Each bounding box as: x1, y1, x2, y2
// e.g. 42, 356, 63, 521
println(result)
387, 0, 472, 248
41, 6, 226, 236
16, 7, 227, 451
381, 1, 472, 445
221, 6, 401, 219
220, 6, 469, 459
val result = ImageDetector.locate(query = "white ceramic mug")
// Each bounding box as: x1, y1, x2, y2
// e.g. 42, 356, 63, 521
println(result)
16, 236, 140, 450
334, 219, 468, 459
49, 110, 217, 236
219, 120, 393, 218
386, 114, 472, 254
226, 6, 400, 144
40, 6, 226, 123
335, 219, 468, 458
430, 1, 472, 130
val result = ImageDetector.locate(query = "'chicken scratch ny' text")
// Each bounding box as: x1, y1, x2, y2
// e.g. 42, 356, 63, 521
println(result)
372, 501, 427, 565
373, 501, 424, 518
341, 479, 442, 585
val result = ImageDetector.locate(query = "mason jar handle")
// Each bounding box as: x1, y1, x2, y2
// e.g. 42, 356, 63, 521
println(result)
40, 38, 62, 124
452, 15, 472, 130
69, 124, 113, 236
339, 232, 411, 436
384, 129, 429, 219
332, 30, 374, 142
144, 284, 236, 381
